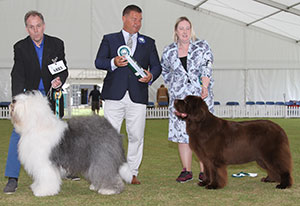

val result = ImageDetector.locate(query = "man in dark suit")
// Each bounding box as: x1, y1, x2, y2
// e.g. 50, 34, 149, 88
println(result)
88, 85, 102, 114
3, 10, 68, 194
95, 5, 161, 184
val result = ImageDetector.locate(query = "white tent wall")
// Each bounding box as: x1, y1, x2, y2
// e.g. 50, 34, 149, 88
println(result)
247, 69, 300, 102
0, 0, 300, 105
0, 69, 11, 102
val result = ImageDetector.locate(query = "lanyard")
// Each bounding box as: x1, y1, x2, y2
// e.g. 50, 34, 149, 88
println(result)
54, 89, 62, 118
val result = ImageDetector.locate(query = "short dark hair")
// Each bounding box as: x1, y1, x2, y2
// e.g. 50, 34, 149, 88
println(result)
122, 5, 142, 16
24, 10, 44, 26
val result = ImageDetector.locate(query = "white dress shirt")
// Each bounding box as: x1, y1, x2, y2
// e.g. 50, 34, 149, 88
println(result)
111, 30, 138, 71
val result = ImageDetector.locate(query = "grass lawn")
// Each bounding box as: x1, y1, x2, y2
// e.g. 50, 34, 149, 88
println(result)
70, 107, 104, 116
0, 118, 299, 205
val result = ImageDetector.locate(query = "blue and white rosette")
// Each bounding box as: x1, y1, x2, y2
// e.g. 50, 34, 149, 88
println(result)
117, 45, 131, 57
138, 36, 146, 44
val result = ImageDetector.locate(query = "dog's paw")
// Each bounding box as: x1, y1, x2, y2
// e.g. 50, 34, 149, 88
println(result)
261, 177, 268, 182
89, 184, 97, 191
276, 184, 287, 189
33, 189, 58, 197
31, 183, 59, 197
197, 182, 207, 187
261, 176, 276, 183
98, 188, 119, 195
205, 184, 218, 189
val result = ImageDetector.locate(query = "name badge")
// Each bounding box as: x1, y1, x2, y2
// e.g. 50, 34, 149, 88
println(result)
48, 60, 67, 75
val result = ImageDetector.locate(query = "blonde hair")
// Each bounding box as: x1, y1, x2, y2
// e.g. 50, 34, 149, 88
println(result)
173, 16, 196, 42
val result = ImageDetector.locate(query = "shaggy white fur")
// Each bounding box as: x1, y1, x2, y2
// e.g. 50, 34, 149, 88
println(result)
12, 91, 66, 196
11, 91, 132, 197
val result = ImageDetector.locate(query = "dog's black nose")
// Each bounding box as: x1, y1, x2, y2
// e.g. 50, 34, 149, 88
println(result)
12, 99, 16, 104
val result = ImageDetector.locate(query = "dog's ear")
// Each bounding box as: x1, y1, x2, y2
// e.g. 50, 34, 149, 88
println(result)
186, 96, 207, 123
182, 96, 194, 114
10, 96, 27, 129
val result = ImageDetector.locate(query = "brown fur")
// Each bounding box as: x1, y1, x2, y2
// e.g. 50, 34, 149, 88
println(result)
174, 95, 293, 189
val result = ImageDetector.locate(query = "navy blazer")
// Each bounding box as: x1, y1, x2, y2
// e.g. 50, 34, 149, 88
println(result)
95, 31, 161, 105
11, 34, 68, 97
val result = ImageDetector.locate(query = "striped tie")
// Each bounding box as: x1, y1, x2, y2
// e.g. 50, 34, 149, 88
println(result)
127, 34, 133, 50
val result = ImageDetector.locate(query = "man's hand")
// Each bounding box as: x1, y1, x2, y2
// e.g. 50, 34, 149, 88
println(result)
51, 77, 62, 89
138, 70, 152, 83
114, 56, 128, 67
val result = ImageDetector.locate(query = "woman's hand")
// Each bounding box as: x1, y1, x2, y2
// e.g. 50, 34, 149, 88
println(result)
201, 86, 208, 99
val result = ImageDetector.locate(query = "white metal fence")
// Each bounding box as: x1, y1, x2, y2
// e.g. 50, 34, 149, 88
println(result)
145, 105, 300, 119
213, 105, 297, 118
0, 107, 10, 119
146, 107, 169, 119
2, 105, 300, 119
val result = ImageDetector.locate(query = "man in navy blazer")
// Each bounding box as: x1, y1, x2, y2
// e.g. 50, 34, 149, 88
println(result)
3, 11, 68, 194
95, 5, 161, 184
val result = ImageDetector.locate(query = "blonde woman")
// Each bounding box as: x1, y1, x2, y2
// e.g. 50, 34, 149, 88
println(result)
161, 16, 214, 183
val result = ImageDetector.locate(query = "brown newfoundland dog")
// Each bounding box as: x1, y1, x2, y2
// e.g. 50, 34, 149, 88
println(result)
174, 95, 293, 189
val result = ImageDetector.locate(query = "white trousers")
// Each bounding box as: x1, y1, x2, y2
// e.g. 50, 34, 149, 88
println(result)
103, 91, 146, 176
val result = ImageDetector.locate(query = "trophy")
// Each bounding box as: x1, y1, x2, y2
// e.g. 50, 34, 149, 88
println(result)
117, 45, 147, 79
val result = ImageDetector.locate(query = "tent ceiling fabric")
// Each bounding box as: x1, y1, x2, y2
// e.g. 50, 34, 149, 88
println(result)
176, 0, 300, 43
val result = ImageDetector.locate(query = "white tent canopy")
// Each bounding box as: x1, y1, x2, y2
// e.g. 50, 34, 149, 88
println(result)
0, 0, 300, 105
177, 0, 300, 42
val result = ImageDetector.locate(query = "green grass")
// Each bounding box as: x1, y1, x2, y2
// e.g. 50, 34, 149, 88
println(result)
0, 118, 300, 205
69, 107, 104, 116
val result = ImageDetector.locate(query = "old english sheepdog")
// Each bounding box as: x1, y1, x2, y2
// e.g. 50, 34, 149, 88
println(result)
10, 91, 132, 197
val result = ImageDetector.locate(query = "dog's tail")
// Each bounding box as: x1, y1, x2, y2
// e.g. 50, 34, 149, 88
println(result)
119, 163, 132, 184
